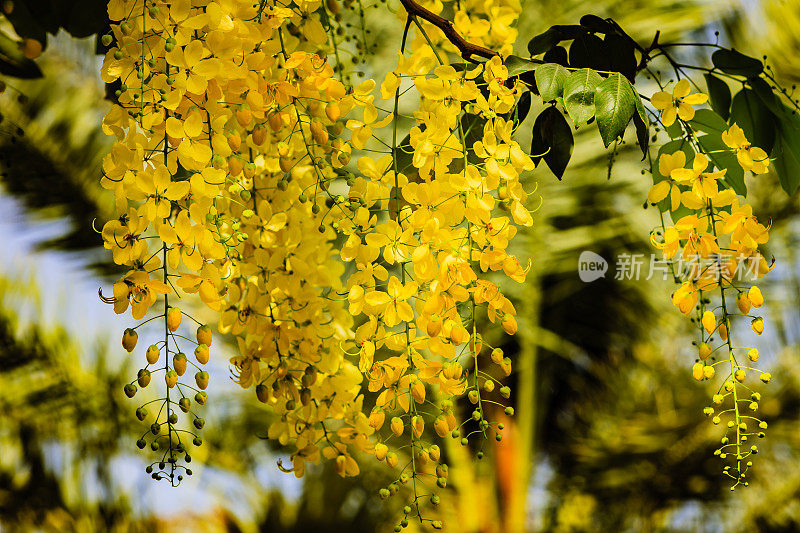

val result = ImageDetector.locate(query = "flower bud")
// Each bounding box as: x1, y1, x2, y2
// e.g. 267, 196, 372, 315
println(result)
737, 293, 751, 314
701, 311, 716, 335
429, 444, 441, 462
195, 344, 209, 364
735, 369, 746, 383
703, 365, 715, 379
165, 370, 178, 388
146, 344, 160, 364
122, 328, 138, 352
748, 348, 759, 362
468, 389, 479, 404
197, 326, 213, 347
137, 369, 151, 388
124, 383, 137, 398
179, 397, 191, 413
390, 416, 403, 436
369, 408, 385, 430
411, 381, 425, 404
692, 362, 704, 381
256, 384, 270, 403
412, 415, 424, 438
167, 307, 182, 332
718, 320, 728, 341
698, 343, 712, 360
195, 370, 209, 390
386, 452, 398, 468
760, 372, 772, 383
173, 353, 188, 376
748, 286, 764, 308
375, 443, 388, 461
491, 348, 504, 364
751, 317, 764, 335
252, 125, 267, 146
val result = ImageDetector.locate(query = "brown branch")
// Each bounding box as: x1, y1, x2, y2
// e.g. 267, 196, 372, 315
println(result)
398, 0, 500, 63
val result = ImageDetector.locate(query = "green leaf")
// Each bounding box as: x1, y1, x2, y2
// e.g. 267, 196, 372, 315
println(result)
773, 108, 800, 195
579, 14, 615, 34
729, 88, 776, 153
696, 134, 746, 196
748, 76, 785, 117
771, 135, 800, 195
704, 74, 731, 120
594, 73, 637, 147
535, 63, 569, 101
505, 55, 539, 77
563, 68, 602, 125
527, 25, 584, 56
663, 118, 683, 140
632, 97, 649, 159
514, 91, 532, 126
604, 33, 636, 82
711, 48, 763, 77
633, 111, 648, 160
568, 33, 606, 70
531, 106, 574, 179
688, 109, 728, 135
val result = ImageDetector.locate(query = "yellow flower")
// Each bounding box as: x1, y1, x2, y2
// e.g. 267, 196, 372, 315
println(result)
722, 124, 770, 174
159, 210, 204, 271
110, 270, 171, 320
138, 164, 190, 221
647, 151, 686, 210
650, 79, 708, 126
102, 208, 148, 266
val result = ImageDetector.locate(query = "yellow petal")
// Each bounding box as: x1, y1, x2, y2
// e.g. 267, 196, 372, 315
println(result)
650, 91, 672, 110
661, 106, 677, 127
647, 181, 670, 203
673, 79, 691, 98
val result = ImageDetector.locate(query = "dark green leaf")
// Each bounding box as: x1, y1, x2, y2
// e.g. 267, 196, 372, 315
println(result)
515, 91, 532, 126
579, 14, 615, 34
531, 106, 574, 179
771, 135, 800, 195
633, 111, 648, 160
595, 73, 637, 147
689, 109, 728, 135
543, 45, 568, 67
704, 74, 731, 120
569, 33, 606, 70
711, 48, 763, 77
633, 98, 649, 159
563, 68, 603, 124
535, 63, 569, 101
773, 107, 800, 195
604, 33, 636, 82
63, 0, 109, 38
729, 88, 775, 153
505, 55, 539, 77
527, 25, 585, 56
748, 76, 785, 117
696, 134, 746, 196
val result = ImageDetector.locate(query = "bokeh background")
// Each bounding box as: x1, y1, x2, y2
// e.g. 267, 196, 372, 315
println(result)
2, 0, 800, 531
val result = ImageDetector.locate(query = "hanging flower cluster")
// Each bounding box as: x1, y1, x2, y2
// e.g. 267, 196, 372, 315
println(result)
649, 82, 773, 489
97, 0, 529, 522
